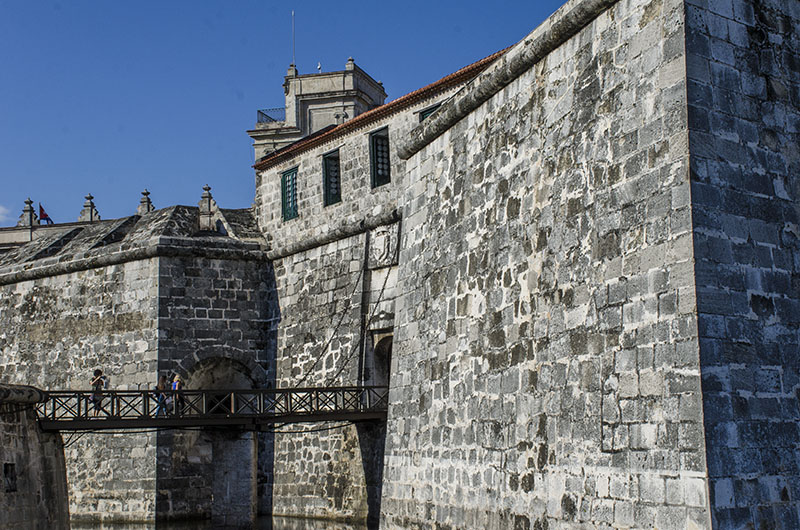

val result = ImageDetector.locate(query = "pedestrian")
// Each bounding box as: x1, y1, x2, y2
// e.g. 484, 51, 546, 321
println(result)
171, 374, 185, 414
154, 375, 168, 417
89, 369, 106, 417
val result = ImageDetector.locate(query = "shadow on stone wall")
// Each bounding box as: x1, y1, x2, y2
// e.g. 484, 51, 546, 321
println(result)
355, 420, 387, 530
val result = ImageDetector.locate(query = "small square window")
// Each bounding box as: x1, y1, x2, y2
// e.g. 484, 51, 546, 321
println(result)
281, 167, 298, 221
419, 103, 442, 122
323, 150, 341, 206
369, 128, 390, 188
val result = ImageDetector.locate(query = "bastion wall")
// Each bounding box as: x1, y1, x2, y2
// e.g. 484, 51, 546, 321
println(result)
685, 0, 800, 526
0, 384, 69, 530
0, 257, 160, 522
384, 0, 710, 528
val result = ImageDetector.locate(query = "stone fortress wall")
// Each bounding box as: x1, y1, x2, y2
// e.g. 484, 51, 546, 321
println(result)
0, 0, 797, 527
685, 0, 800, 526
252, 71, 470, 522
378, 0, 800, 528
387, 0, 709, 527
0, 254, 160, 522
0, 204, 275, 524
154, 252, 276, 523
0, 384, 69, 530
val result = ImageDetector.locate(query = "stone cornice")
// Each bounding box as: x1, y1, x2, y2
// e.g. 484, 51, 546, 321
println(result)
266, 209, 401, 260
0, 237, 269, 287
0, 383, 48, 404
397, 0, 620, 160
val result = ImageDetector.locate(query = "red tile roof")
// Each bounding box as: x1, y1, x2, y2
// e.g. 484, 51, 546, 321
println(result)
253, 47, 510, 171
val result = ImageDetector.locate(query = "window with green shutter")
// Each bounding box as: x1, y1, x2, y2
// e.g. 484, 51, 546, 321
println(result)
370, 128, 390, 188
419, 103, 442, 122
323, 150, 341, 206
281, 167, 298, 221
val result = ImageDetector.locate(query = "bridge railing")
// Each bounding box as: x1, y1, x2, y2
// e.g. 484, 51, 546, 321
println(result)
36, 386, 389, 431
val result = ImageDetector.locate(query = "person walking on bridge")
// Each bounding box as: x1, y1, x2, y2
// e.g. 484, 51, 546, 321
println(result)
89, 369, 106, 417
154, 375, 168, 417
171, 374, 185, 414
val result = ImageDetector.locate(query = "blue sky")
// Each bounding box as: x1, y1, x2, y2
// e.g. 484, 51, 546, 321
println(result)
0, 0, 565, 225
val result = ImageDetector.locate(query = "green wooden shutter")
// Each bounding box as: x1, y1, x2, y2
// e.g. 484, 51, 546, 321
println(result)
281, 168, 298, 221
323, 151, 341, 206
370, 129, 390, 188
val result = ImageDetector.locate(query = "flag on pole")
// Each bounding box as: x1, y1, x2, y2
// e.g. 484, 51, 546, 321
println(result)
39, 203, 54, 225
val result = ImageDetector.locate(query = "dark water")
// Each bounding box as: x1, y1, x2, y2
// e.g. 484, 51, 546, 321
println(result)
71, 515, 367, 529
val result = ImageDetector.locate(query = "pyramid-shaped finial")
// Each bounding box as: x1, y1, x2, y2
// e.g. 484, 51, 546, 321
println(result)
16, 198, 40, 227
137, 189, 155, 215
198, 184, 218, 231
78, 193, 101, 223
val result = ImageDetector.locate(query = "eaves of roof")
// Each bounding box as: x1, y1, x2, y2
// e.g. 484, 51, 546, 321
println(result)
252, 46, 510, 172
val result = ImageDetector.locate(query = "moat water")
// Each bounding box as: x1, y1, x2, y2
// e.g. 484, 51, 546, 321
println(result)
72, 515, 367, 529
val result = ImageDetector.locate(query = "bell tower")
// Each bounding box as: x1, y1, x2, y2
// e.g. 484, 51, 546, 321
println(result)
247, 58, 386, 161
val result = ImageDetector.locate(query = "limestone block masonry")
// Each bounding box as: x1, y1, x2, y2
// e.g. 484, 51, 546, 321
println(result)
388, 0, 707, 526
0, 206, 274, 524
1, 0, 799, 527
269, 227, 394, 524
381, 0, 800, 528
0, 259, 160, 522
0, 384, 69, 530
685, 0, 800, 527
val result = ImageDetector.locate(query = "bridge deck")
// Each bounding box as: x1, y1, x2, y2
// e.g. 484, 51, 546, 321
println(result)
36, 386, 388, 431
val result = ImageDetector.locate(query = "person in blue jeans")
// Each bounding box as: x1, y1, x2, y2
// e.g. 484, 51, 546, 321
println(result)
171, 374, 185, 414
154, 375, 168, 417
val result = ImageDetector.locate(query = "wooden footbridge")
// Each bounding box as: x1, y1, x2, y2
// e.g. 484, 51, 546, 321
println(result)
34, 386, 389, 431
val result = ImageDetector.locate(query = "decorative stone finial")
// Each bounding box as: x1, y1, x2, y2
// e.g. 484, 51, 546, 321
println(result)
78, 193, 100, 223
16, 198, 40, 227
198, 185, 218, 231
346, 57, 355, 70
137, 189, 155, 215
287, 64, 298, 77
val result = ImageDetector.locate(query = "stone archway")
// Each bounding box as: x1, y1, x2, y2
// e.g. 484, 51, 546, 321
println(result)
185, 356, 256, 391
363, 330, 393, 388
157, 357, 258, 527
372, 335, 392, 388
358, 332, 392, 528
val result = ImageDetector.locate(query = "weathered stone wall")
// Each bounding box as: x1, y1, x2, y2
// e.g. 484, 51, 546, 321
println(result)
0, 206, 275, 525
154, 254, 277, 522
156, 254, 275, 380
269, 224, 396, 523
254, 66, 418, 520
255, 86, 462, 258
0, 385, 69, 530
385, 0, 709, 528
0, 259, 159, 522
685, 0, 800, 526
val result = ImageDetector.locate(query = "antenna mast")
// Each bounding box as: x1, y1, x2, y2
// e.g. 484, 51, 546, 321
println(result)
291, 10, 296, 67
